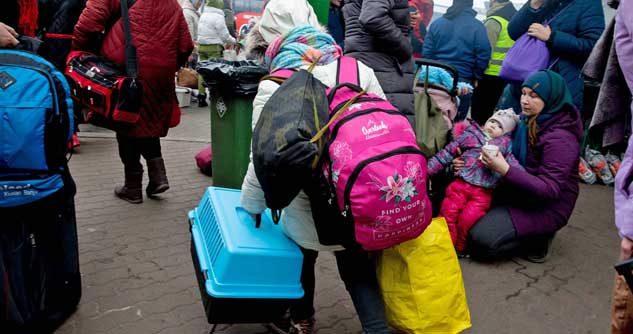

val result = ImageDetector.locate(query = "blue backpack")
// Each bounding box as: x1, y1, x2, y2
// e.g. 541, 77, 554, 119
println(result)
0, 50, 74, 207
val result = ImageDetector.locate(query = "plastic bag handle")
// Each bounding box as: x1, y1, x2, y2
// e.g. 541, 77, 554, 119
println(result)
271, 210, 281, 225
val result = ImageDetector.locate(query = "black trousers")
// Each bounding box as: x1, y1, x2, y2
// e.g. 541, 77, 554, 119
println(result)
291, 247, 319, 320
116, 134, 162, 172
468, 206, 555, 260
291, 247, 390, 334
470, 74, 508, 126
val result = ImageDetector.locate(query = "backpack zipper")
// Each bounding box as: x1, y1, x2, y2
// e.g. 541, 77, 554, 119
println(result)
342, 146, 424, 219
330, 97, 386, 116
69, 59, 118, 88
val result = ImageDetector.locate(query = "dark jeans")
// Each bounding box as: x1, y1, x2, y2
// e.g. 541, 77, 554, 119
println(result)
468, 206, 555, 260
116, 134, 162, 172
335, 247, 391, 334
292, 247, 390, 334
470, 74, 508, 126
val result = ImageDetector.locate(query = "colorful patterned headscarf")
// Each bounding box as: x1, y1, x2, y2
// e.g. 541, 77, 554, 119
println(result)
265, 26, 342, 72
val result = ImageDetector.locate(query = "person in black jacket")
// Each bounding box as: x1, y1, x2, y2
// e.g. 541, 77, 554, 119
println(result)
343, 0, 414, 125
0, 3, 20, 32
38, 0, 87, 70
38, 0, 87, 150
469, 0, 517, 125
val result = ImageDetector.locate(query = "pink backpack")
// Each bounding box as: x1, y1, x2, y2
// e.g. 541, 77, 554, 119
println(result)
318, 57, 432, 250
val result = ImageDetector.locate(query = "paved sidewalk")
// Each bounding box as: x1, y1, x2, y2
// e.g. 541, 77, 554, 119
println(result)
57, 106, 618, 334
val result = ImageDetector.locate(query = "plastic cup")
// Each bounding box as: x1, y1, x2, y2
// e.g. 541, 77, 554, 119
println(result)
482, 144, 500, 157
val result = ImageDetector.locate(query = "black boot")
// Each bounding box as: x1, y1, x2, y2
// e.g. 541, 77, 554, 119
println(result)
522, 235, 554, 263
198, 93, 208, 107
115, 170, 143, 204
146, 157, 170, 197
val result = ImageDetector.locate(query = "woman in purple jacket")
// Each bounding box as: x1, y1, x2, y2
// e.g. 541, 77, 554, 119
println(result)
466, 70, 583, 262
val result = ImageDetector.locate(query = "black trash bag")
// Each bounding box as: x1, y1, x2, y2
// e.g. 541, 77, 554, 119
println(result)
197, 59, 268, 96
252, 69, 329, 220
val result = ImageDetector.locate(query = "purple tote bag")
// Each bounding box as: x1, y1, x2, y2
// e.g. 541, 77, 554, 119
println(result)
498, 2, 573, 82
498, 34, 549, 82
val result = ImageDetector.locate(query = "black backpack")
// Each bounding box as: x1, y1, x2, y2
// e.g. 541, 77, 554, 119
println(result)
251, 65, 329, 222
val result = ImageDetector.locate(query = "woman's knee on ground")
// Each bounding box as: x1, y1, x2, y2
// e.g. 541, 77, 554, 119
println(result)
467, 208, 519, 260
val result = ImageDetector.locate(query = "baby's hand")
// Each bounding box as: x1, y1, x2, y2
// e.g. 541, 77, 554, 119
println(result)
451, 148, 465, 172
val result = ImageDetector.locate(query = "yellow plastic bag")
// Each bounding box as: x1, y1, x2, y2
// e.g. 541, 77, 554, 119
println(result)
377, 217, 471, 334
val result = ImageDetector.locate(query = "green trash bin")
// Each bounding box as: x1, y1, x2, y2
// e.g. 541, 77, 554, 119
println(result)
209, 93, 253, 189
308, 0, 330, 26
198, 60, 268, 189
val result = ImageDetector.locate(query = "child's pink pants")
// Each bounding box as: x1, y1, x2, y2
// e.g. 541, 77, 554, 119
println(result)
440, 178, 492, 251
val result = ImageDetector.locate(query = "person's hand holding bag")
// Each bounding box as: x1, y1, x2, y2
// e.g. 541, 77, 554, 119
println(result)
0, 23, 18, 48
527, 23, 552, 42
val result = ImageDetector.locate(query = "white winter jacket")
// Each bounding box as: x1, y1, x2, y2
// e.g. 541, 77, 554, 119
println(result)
240, 59, 386, 251
181, 0, 200, 44
198, 7, 236, 45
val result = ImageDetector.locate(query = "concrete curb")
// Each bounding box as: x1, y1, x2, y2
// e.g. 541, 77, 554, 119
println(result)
78, 132, 210, 144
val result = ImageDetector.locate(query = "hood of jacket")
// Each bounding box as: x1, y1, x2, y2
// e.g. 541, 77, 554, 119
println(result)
258, 0, 319, 44
453, 8, 478, 19
244, 21, 269, 63
486, 1, 517, 21
244, 19, 328, 64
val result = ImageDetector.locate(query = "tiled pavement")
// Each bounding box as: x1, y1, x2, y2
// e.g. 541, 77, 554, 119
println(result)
56, 105, 618, 334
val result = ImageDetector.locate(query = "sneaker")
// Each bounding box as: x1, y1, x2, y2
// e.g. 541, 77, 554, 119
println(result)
289, 317, 315, 334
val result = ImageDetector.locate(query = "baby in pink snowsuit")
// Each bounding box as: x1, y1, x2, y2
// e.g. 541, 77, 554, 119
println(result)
427, 109, 521, 252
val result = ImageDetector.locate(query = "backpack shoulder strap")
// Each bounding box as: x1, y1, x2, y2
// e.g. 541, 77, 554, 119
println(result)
261, 69, 296, 85
336, 56, 360, 86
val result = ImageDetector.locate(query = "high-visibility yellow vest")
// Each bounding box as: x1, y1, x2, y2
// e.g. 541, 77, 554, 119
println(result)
484, 16, 514, 76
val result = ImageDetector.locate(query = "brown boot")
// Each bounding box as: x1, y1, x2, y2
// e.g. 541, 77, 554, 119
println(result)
146, 157, 169, 197
115, 170, 143, 204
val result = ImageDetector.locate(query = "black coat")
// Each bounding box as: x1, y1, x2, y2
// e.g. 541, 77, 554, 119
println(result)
0, 1, 19, 31
343, 0, 414, 123
38, 0, 86, 70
